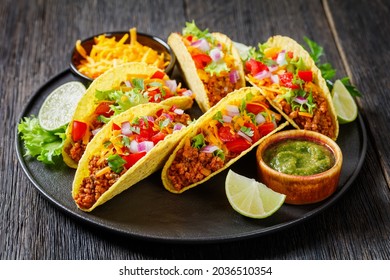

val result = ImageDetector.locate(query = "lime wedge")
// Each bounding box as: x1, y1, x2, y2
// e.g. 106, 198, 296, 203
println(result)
332, 79, 358, 124
225, 170, 286, 219
38, 81, 86, 131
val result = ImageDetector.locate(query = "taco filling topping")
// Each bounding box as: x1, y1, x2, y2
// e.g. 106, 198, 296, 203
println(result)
64, 70, 194, 163
74, 106, 192, 209
245, 44, 336, 139
180, 21, 243, 106
167, 94, 281, 191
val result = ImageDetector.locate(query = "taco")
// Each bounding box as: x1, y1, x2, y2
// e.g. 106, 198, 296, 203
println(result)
244, 35, 339, 140
162, 87, 289, 193
73, 103, 193, 211
168, 21, 245, 113
62, 62, 195, 168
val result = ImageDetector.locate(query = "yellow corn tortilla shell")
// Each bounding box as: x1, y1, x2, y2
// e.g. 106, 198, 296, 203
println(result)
168, 32, 245, 113
62, 62, 194, 169
161, 87, 289, 194
246, 35, 339, 140
73, 103, 193, 212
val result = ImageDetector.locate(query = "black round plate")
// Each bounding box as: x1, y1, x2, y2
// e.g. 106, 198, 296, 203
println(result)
15, 69, 367, 243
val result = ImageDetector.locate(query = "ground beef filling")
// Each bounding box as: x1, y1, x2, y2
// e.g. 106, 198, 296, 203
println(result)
66, 141, 86, 163
65, 119, 104, 163
280, 85, 336, 139
167, 141, 225, 191
204, 73, 241, 107
74, 156, 125, 209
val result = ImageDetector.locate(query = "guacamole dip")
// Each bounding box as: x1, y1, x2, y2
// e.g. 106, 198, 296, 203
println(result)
263, 139, 335, 176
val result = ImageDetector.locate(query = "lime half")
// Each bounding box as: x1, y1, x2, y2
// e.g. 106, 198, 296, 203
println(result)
38, 81, 86, 131
225, 170, 286, 219
332, 79, 358, 124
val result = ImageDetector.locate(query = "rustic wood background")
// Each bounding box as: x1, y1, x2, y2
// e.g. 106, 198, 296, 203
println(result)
1, 0, 390, 259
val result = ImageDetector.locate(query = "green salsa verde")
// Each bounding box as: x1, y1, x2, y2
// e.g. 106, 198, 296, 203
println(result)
263, 139, 335, 176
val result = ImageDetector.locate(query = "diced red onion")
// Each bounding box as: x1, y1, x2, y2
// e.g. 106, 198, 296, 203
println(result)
254, 70, 271, 80
201, 145, 219, 153
225, 104, 240, 117
173, 108, 184, 115
129, 140, 139, 154
121, 121, 133, 136
270, 74, 279, 84
209, 48, 223, 61
165, 80, 177, 93
173, 123, 185, 131
147, 116, 155, 122
191, 38, 210, 52
255, 113, 266, 125
138, 141, 154, 153
124, 80, 132, 88
268, 65, 278, 72
92, 127, 102, 136
222, 115, 232, 123
293, 96, 307, 105
183, 90, 194, 97
237, 130, 253, 143
229, 70, 240, 84
276, 50, 287, 66
216, 43, 222, 49
162, 113, 173, 120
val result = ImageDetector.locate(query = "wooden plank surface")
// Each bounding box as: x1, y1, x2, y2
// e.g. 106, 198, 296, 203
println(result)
1, 0, 390, 260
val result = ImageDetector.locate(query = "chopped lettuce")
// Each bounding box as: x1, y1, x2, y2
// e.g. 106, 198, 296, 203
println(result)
182, 20, 215, 43
17, 116, 66, 164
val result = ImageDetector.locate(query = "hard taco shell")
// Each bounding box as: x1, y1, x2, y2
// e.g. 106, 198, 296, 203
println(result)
168, 32, 245, 113
72, 103, 193, 211
62, 62, 194, 169
161, 87, 289, 194
247, 35, 339, 140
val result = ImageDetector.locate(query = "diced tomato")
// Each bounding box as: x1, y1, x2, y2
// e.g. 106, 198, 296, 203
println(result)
94, 102, 113, 118
225, 138, 251, 154
279, 72, 299, 89
245, 58, 268, 76
121, 151, 147, 169
244, 122, 260, 142
151, 70, 166, 79
246, 102, 267, 115
298, 70, 313, 82
258, 122, 276, 137
112, 123, 121, 130
218, 126, 237, 142
135, 127, 154, 142
287, 51, 294, 59
192, 54, 212, 69
151, 132, 166, 145
72, 120, 88, 142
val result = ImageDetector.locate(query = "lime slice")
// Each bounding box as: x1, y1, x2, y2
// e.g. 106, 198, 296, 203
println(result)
225, 170, 286, 219
38, 81, 86, 131
332, 79, 358, 124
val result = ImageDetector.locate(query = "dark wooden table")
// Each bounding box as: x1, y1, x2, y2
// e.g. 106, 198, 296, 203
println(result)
2, 0, 390, 260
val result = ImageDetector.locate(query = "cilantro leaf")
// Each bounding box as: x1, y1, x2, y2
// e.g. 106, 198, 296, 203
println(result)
191, 134, 205, 149
107, 154, 126, 174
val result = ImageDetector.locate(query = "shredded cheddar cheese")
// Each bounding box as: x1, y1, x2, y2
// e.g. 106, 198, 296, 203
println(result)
75, 28, 170, 79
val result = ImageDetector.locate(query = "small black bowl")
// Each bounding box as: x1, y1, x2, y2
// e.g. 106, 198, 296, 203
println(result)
70, 31, 176, 82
